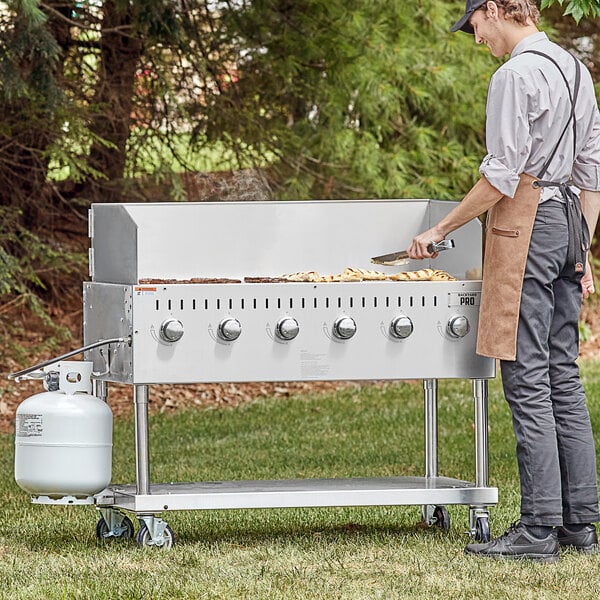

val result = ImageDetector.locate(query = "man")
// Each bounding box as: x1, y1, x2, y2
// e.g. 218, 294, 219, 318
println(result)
408, 0, 600, 562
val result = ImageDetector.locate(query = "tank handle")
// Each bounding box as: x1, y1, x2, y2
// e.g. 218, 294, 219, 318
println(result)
58, 361, 94, 394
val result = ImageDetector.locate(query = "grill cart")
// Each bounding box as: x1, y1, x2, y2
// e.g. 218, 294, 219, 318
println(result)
12, 199, 497, 548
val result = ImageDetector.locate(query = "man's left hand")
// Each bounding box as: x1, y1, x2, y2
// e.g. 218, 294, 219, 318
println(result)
582, 255, 595, 300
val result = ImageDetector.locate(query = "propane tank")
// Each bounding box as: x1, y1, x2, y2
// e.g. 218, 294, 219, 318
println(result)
14, 361, 112, 499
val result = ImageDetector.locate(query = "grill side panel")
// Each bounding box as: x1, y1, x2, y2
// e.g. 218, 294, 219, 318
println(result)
83, 283, 133, 383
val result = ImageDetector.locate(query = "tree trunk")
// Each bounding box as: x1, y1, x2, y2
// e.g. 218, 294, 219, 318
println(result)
84, 0, 143, 202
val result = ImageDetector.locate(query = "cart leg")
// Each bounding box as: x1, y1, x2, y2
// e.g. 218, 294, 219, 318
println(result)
470, 379, 491, 540
134, 384, 151, 495
422, 379, 439, 525
423, 378, 438, 479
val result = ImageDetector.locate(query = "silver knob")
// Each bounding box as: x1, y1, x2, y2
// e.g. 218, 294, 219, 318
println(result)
276, 317, 299, 340
160, 319, 184, 342
447, 315, 470, 338
390, 316, 413, 339
333, 316, 356, 340
218, 317, 242, 341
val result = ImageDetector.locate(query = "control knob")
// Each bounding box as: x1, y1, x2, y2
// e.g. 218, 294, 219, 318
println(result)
276, 317, 299, 341
160, 318, 184, 343
218, 317, 242, 341
447, 315, 470, 338
390, 316, 413, 339
333, 316, 357, 340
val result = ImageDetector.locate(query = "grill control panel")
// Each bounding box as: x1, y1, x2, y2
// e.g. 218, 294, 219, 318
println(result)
83, 281, 495, 384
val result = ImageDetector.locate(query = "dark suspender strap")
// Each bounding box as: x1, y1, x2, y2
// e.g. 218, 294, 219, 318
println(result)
522, 51, 588, 277
522, 50, 580, 180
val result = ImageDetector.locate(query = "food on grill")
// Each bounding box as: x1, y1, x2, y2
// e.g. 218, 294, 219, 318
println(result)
244, 277, 288, 283
339, 268, 364, 281
189, 278, 242, 284
466, 268, 483, 280
430, 270, 457, 281
139, 278, 242, 284
388, 268, 436, 281
284, 271, 321, 282
341, 267, 388, 281
141, 269, 456, 285
319, 274, 343, 282
280, 267, 457, 282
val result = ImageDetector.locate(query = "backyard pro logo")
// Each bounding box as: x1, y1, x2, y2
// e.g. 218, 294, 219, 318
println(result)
447, 291, 480, 307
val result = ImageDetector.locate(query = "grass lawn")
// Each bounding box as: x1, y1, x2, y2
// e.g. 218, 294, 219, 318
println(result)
1, 364, 600, 599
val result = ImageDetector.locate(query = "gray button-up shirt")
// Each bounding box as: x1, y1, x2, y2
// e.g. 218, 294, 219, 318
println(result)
480, 31, 600, 201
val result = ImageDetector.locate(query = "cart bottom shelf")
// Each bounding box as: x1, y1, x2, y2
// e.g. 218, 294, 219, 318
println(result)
95, 476, 498, 513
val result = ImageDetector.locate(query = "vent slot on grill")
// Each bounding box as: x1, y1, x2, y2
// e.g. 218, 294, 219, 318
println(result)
151, 293, 443, 314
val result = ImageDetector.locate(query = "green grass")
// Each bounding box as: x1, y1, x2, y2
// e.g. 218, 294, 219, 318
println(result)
1, 364, 600, 599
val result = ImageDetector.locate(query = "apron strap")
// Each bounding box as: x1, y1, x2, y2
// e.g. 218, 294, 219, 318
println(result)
523, 51, 587, 277
522, 50, 581, 180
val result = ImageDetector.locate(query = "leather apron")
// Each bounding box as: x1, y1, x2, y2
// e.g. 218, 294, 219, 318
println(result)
477, 51, 584, 361
476, 173, 541, 360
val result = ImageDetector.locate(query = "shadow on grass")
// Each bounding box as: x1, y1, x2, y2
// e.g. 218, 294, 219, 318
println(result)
12, 508, 456, 552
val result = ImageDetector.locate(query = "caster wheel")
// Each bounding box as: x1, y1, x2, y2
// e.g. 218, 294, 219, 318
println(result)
96, 515, 135, 541
474, 516, 491, 543
137, 523, 175, 549
433, 505, 450, 531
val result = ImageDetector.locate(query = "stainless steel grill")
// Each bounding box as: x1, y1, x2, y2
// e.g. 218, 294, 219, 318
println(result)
81, 199, 497, 548
83, 200, 494, 383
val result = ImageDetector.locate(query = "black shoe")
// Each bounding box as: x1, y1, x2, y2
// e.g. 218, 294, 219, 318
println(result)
557, 524, 598, 554
465, 522, 559, 563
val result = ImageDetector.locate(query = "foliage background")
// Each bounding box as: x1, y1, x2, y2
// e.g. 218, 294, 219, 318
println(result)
0, 0, 599, 365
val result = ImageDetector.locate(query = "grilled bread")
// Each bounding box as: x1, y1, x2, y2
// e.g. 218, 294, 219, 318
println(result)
388, 268, 436, 281
350, 267, 388, 281
284, 271, 321, 282
430, 270, 457, 281
283, 268, 456, 282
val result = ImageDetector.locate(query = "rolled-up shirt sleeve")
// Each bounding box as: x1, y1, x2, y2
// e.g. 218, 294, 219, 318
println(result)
479, 68, 532, 198
572, 108, 600, 191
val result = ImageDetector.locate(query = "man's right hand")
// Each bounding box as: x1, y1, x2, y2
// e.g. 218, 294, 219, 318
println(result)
407, 226, 446, 259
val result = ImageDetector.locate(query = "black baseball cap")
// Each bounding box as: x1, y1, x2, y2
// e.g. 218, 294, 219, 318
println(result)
451, 0, 487, 34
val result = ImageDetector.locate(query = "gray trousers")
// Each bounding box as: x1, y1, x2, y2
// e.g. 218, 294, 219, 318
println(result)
500, 199, 599, 527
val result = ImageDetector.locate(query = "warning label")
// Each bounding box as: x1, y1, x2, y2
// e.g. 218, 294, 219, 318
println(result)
134, 286, 157, 296
16, 414, 43, 437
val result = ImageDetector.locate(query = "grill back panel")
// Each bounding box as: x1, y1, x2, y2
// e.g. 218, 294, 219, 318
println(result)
89, 200, 483, 283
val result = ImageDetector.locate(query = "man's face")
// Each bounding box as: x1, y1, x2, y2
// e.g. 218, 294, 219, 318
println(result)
469, 4, 511, 58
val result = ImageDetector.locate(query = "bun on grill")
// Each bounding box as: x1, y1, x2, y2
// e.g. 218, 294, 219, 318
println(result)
388, 268, 436, 281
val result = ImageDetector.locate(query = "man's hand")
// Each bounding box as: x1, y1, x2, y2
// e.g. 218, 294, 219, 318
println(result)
407, 225, 446, 259
582, 255, 595, 300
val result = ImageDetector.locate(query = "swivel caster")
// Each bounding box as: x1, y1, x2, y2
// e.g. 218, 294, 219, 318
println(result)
96, 511, 135, 542
136, 516, 175, 549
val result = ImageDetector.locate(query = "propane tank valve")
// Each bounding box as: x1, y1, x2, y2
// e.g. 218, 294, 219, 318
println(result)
45, 371, 60, 392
